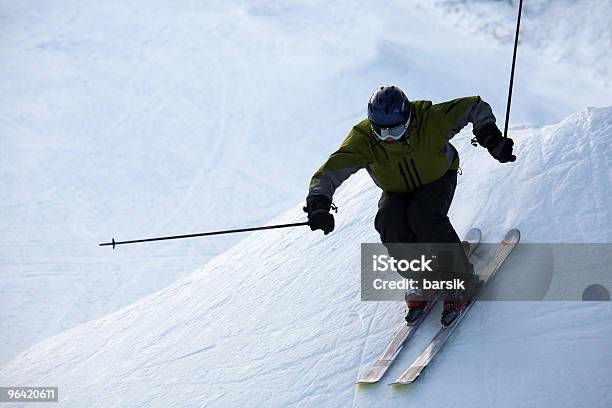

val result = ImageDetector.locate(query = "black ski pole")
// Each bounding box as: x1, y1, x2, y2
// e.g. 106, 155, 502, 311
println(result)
503, 0, 524, 138
99, 221, 309, 249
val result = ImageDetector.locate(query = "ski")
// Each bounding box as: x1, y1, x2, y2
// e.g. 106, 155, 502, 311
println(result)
390, 229, 520, 385
357, 228, 482, 384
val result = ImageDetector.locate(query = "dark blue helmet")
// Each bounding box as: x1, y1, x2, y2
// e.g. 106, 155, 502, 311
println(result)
367, 86, 410, 127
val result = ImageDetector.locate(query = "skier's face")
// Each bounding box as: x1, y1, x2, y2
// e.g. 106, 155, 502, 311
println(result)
371, 118, 410, 142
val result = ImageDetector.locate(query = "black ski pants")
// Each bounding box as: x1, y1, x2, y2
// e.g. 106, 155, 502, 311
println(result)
375, 170, 461, 245
374, 170, 472, 281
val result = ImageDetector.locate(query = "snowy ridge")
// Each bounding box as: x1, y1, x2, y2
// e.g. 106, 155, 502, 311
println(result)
2, 107, 611, 407
430, 0, 612, 85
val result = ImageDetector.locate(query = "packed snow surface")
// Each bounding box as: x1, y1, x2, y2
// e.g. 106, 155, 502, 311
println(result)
3, 107, 612, 406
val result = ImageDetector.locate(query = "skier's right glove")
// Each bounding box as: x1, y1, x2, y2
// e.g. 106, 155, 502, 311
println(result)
303, 194, 335, 235
473, 123, 516, 163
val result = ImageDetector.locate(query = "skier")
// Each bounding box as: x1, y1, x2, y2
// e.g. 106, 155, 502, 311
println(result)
303, 86, 515, 326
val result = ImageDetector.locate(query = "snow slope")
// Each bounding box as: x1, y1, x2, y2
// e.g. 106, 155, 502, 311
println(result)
3, 0, 610, 366
3, 107, 611, 407
431, 0, 612, 85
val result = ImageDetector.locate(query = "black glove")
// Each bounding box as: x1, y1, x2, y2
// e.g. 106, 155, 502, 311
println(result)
473, 123, 516, 163
303, 194, 335, 235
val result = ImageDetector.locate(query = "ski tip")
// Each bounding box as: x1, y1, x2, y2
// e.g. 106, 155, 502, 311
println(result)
356, 373, 382, 384
389, 380, 414, 386
466, 227, 482, 238
390, 366, 423, 385
502, 229, 521, 244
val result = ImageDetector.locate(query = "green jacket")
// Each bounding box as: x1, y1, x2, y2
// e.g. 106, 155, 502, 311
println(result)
308, 96, 496, 200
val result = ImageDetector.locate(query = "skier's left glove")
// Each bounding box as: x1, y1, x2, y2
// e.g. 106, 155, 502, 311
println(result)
473, 123, 516, 163
303, 195, 335, 235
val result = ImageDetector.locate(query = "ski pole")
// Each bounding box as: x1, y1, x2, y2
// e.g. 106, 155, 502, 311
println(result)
503, 0, 524, 138
99, 221, 309, 249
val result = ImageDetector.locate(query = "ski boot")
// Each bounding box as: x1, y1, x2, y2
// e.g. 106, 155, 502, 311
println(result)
441, 268, 482, 327
441, 299, 467, 327
404, 290, 428, 325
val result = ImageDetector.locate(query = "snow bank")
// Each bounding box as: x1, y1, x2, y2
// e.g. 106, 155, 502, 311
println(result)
2, 107, 611, 407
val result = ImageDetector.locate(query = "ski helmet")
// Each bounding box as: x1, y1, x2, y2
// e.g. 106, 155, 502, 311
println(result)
367, 86, 410, 141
